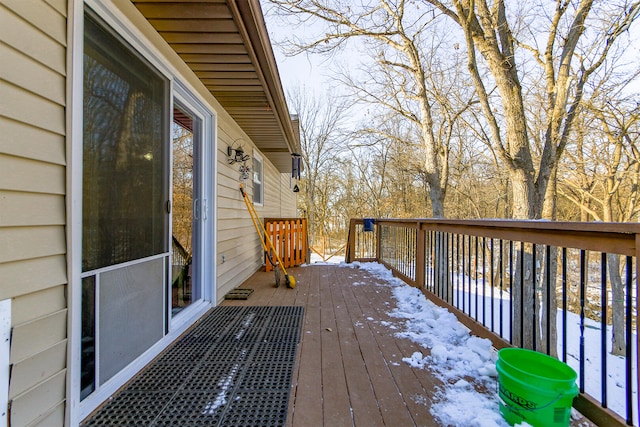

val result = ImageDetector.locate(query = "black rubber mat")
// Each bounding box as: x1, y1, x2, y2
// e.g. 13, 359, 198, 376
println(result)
82, 306, 304, 427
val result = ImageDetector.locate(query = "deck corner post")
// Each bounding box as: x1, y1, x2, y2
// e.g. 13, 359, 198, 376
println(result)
375, 220, 382, 263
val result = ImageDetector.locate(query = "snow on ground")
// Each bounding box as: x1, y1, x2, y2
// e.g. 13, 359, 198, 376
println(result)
342, 261, 509, 427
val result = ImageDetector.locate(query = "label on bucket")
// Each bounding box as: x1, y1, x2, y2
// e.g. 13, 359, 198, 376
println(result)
499, 383, 538, 410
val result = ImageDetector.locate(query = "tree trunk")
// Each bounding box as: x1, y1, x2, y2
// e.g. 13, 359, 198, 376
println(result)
513, 243, 535, 349
608, 253, 626, 356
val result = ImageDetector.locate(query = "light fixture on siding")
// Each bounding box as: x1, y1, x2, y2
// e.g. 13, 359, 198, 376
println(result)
291, 153, 302, 180
227, 146, 250, 164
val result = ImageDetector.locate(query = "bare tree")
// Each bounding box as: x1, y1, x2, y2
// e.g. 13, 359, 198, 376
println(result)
286, 86, 350, 253
421, 0, 640, 349
559, 91, 640, 355
268, 0, 477, 217
427, 0, 640, 219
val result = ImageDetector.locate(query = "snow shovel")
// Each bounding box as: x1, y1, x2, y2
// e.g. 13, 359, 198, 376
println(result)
240, 184, 297, 289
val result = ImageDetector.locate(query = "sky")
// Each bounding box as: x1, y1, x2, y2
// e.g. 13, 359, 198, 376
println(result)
261, 2, 365, 112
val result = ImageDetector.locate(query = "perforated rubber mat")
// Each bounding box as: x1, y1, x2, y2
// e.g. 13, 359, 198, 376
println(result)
82, 306, 304, 427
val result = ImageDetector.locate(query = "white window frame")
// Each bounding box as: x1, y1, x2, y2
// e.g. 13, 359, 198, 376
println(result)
253, 151, 264, 205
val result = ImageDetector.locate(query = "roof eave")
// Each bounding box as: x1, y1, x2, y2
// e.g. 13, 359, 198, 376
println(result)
230, 0, 300, 158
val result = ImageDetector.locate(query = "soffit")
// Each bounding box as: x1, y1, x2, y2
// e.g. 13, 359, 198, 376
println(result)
131, 0, 300, 172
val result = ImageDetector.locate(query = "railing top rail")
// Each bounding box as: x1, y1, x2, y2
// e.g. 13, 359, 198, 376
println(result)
371, 218, 640, 233
354, 218, 640, 256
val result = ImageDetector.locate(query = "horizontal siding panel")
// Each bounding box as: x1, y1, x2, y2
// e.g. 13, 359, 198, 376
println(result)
11, 285, 66, 326
218, 249, 259, 275
217, 171, 242, 188
0, 43, 66, 105
217, 237, 255, 255
0, 191, 65, 226
0, 83, 65, 136
0, 117, 65, 165
10, 369, 65, 427
10, 309, 67, 363
218, 184, 244, 201
0, 4, 66, 74
26, 401, 65, 427
217, 228, 258, 249
0, 256, 67, 300
216, 198, 246, 212
217, 225, 256, 245
218, 185, 241, 200
2, 0, 67, 45
217, 206, 249, 220
44, 0, 67, 16
9, 340, 66, 398
0, 154, 65, 195
0, 226, 66, 264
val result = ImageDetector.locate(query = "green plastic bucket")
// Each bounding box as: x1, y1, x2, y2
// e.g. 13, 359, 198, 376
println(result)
496, 348, 578, 427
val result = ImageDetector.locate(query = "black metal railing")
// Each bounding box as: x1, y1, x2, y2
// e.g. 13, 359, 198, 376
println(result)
346, 218, 640, 426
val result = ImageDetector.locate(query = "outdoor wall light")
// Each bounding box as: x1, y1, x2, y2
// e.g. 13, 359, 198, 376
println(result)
291, 153, 302, 180
227, 146, 250, 164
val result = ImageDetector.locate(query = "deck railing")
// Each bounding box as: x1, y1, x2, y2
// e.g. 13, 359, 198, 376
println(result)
346, 218, 640, 426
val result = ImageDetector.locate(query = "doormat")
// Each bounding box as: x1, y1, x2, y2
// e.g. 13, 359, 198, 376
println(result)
224, 288, 254, 300
81, 306, 304, 427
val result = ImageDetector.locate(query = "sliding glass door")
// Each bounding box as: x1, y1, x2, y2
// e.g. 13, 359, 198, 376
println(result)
81, 11, 169, 400
171, 103, 203, 315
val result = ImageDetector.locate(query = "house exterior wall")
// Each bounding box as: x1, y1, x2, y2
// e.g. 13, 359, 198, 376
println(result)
0, 0, 298, 424
216, 131, 298, 301
0, 0, 69, 425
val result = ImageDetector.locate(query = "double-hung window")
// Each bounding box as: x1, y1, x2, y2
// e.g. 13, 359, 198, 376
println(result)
253, 152, 263, 205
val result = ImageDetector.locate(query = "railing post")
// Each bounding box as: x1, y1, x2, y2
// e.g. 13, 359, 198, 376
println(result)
415, 221, 425, 288
346, 219, 356, 263
375, 220, 381, 263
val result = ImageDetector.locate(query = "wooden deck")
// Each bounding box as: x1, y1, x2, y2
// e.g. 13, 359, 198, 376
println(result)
223, 264, 443, 426
81, 262, 597, 426
223, 263, 596, 427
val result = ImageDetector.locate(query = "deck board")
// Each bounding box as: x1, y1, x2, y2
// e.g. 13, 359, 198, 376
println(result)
224, 264, 442, 426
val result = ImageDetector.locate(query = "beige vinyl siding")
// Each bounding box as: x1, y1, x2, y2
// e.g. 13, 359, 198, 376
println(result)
261, 159, 297, 218
216, 125, 264, 299
0, 155, 65, 195
9, 371, 66, 427
215, 127, 299, 300
0, 118, 66, 165
280, 173, 298, 217
11, 286, 66, 330
0, 1, 68, 426
0, 226, 66, 264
